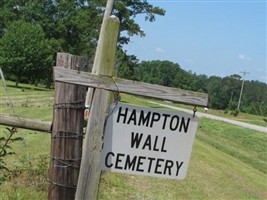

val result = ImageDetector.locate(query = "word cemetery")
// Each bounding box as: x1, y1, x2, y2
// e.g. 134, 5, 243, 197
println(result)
100, 103, 198, 180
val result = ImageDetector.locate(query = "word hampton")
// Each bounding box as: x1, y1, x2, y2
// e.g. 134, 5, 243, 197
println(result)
116, 106, 191, 133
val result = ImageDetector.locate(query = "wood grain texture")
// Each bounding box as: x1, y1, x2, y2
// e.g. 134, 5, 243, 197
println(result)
75, 15, 120, 200
48, 53, 88, 200
54, 67, 208, 107
0, 113, 51, 132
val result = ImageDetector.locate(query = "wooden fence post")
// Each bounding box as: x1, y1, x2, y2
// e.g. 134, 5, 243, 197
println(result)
48, 53, 88, 200
75, 16, 120, 200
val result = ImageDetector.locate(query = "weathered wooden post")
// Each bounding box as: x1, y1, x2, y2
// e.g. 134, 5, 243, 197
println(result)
48, 53, 88, 200
75, 6, 120, 200
0, 113, 51, 132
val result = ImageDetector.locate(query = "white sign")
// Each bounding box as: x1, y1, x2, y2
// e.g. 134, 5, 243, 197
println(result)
100, 103, 198, 180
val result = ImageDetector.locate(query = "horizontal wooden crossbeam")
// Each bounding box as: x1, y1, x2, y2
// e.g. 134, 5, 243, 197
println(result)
0, 113, 52, 132
54, 67, 208, 107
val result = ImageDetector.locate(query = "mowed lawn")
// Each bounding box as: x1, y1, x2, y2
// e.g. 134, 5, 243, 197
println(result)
98, 117, 267, 200
0, 82, 266, 199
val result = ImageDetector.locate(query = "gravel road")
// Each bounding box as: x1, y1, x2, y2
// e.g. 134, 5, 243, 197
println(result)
148, 101, 267, 134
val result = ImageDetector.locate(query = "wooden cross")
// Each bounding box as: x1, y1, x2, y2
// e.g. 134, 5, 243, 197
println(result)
52, 1, 208, 200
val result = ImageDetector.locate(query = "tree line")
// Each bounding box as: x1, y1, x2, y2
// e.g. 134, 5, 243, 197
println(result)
0, 0, 164, 87
0, 1, 265, 116
118, 60, 267, 116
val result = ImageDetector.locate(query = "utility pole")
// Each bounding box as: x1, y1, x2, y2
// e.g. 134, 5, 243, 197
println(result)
237, 70, 249, 110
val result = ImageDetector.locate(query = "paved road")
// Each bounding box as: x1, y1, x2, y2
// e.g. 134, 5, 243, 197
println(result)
148, 101, 267, 134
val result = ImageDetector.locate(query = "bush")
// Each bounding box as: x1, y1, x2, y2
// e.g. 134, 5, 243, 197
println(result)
230, 109, 240, 117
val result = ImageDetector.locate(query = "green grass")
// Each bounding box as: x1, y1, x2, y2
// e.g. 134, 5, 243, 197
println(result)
197, 118, 267, 173
0, 82, 267, 199
0, 81, 54, 120
0, 81, 52, 199
98, 136, 267, 200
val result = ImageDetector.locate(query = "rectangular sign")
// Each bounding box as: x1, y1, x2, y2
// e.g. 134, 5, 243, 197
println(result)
100, 103, 198, 180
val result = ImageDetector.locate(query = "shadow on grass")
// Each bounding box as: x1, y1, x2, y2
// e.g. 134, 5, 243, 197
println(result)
6, 84, 53, 92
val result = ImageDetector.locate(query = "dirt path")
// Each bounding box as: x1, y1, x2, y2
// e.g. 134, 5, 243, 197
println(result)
148, 101, 267, 134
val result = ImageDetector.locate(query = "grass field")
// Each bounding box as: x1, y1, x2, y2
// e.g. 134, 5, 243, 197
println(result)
0, 81, 266, 199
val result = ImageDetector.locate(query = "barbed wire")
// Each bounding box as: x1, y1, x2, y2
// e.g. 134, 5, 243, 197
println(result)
0, 71, 87, 191
0, 104, 53, 108
53, 100, 85, 110
0, 70, 29, 150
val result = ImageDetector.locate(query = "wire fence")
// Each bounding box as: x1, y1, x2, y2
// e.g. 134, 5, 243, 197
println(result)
0, 69, 54, 192
1, 68, 86, 195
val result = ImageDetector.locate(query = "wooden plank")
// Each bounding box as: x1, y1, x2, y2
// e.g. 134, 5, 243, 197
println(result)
0, 113, 51, 132
75, 15, 119, 200
48, 53, 88, 200
54, 67, 208, 107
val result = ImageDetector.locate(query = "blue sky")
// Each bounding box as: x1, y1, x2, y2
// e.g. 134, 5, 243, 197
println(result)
123, 0, 266, 83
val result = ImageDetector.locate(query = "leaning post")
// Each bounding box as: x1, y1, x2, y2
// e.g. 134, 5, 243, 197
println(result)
75, 16, 120, 200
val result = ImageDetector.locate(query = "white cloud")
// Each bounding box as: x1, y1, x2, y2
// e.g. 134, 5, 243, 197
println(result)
238, 54, 251, 61
155, 47, 165, 53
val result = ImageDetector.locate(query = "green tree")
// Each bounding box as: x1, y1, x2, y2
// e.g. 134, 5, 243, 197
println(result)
221, 74, 241, 110
190, 74, 208, 92
0, 0, 165, 84
173, 69, 194, 90
112, 0, 165, 46
137, 60, 180, 86
0, 20, 52, 86
116, 50, 138, 80
206, 76, 224, 109
242, 80, 267, 116
0, 0, 164, 55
